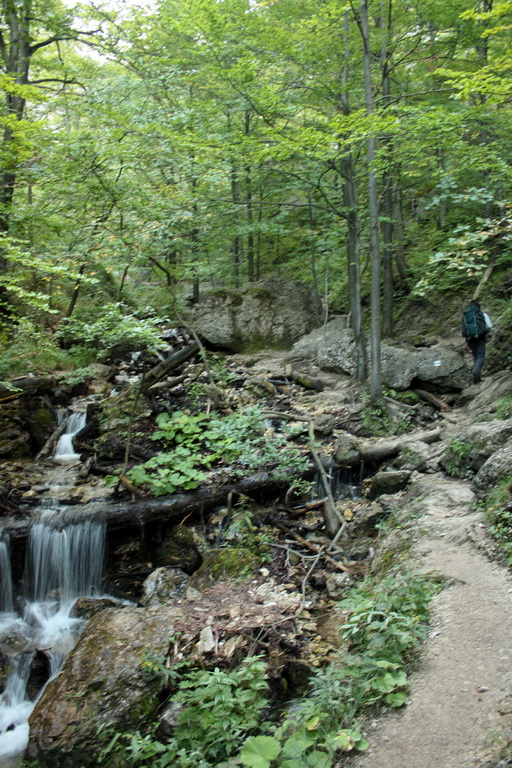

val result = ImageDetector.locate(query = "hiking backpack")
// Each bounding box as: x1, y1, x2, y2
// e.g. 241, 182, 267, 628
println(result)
461, 305, 486, 340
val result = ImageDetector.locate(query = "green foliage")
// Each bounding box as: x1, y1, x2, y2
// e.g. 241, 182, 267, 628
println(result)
0, 320, 70, 379
235, 572, 437, 768
339, 573, 437, 664
99, 657, 269, 768
127, 407, 310, 496
442, 438, 472, 478
55, 304, 168, 360
360, 394, 412, 437
495, 397, 512, 419
412, 214, 512, 299
481, 475, 512, 564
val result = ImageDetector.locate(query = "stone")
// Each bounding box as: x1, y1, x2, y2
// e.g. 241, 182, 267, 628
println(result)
27, 605, 184, 767
472, 436, 512, 495
187, 278, 321, 352
440, 420, 512, 477
334, 431, 360, 466
363, 470, 411, 499
288, 320, 470, 391
394, 441, 430, 472
325, 572, 353, 600
140, 567, 189, 606
155, 526, 202, 574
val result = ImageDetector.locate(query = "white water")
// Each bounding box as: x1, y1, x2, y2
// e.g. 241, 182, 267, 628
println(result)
54, 411, 87, 463
0, 541, 13, 613
0, 512, 106, 759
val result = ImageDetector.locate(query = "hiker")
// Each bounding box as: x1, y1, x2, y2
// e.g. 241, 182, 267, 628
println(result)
461, 299, 492, 384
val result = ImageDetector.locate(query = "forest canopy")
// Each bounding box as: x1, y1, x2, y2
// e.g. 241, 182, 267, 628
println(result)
0, 0, 511, 393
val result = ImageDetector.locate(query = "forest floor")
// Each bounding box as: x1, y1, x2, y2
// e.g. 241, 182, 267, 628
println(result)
351, 395, 512, 768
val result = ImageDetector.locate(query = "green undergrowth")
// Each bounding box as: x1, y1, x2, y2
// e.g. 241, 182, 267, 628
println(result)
480, 475, 512, 565
96, 571, 439, 768
126, 407, 310, 496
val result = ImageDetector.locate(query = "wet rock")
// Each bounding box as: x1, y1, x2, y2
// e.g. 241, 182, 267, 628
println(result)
334, 431, 361, 466
155, 525, 202, 574
140, 567, 189, 606
188, 548, 261, 590
87, 363, 113, 379
70, 597, 125, 620
363, 470, 411, 499
27, 605, 184, 767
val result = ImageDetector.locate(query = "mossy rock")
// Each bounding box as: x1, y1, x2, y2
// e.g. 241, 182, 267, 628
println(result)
155, 526, 202, 574
189, 547, 261, 589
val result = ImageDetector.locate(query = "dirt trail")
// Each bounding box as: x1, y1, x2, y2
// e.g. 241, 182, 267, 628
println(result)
354, 472, 512, 768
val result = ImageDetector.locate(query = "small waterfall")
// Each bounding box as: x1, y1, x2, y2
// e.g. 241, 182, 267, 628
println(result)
54, 411, 87, 463
0, 513, 106, 759
0, 539, 13, 614
311, 462, 364, 502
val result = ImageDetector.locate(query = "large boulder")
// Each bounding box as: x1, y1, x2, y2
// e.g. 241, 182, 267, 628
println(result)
288, 319, 469, 391
472, 437, 512, 495
187, 278, 321, 352
27, 605, 184, 767
440, 420, 512, 478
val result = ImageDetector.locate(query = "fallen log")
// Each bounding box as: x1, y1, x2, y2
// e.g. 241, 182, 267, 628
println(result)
413, 389, 451, 412
141, 341, 199, 392
356, 427, 443, 464
0, 375, 54, 400
3, 465, 322, 540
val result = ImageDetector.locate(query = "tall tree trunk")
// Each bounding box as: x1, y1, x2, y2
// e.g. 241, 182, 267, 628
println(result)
340, 11, 366, 382
477, 0, 494, 221
378, 0, 394, 337
307, 193, 321, 324
245, 110, 255, 282
361, 0, 382, 401
230, 161, 241, 286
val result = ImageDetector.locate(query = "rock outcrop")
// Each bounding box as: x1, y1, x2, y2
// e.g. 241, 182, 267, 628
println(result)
288, 318, 470, 391
27, 605, 184, 767
187, 278, 321, 352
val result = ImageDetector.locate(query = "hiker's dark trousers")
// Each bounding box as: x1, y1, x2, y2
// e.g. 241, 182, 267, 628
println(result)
468, 335, 486, 381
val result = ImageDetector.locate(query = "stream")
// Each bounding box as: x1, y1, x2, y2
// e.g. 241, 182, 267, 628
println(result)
0, 409, 107, 762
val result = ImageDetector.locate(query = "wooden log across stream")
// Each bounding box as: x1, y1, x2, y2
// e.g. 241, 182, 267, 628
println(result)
3, 464, 325, 540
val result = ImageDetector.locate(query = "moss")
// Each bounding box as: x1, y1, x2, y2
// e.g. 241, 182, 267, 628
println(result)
155, 526, 201, 573
190, 547, 261, 589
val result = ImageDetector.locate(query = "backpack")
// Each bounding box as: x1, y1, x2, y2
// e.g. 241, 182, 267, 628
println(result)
461, 305, 486, 340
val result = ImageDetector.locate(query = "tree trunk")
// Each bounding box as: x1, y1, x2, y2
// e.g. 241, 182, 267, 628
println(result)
341, 11, 366, 382
245, 110, 255, 282
360, 0, 382, 401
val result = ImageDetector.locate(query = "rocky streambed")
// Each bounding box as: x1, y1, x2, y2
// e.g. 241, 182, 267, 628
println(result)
0, 337, 511, 767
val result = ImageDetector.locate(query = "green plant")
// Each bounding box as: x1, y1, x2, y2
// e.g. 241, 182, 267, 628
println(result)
234, 571, 437, 768
0, 319, 71, 379
127, 407, 310, 497
495, 397, 512, 419
360, 393, 412, 437
442, 438, 472, 478
482, 475, 512, 564
98, 657, 269, 768
55, 303, 168, 360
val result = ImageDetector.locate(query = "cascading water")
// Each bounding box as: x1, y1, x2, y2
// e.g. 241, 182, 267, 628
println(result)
53, 411, 87, 464
0, 474, 106, 761
0, 540, 13, 614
